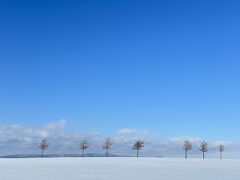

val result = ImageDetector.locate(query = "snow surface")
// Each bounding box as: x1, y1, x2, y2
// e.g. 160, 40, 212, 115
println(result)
0, 157, 239, 180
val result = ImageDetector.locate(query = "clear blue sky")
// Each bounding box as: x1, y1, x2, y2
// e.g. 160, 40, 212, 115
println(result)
0, 0, 240, 141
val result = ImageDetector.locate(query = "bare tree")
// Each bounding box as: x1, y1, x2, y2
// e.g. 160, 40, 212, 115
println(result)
39, 139, 49, 158
80, 140, 90, 157
219, 144, 225, 159
183, 140, 192, 159
132, 140, 144, 157
102, 138, 113, 157
199, 141, 208, 159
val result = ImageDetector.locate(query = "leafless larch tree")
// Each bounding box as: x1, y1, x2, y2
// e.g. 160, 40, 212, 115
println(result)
132, 139, 144, 158
80, 140, 90, 157
183, 140, 192, 159
219, 144, 225, 159
199, 141, 208, 159
39, 139, 49, 158
102, 138, 113, 157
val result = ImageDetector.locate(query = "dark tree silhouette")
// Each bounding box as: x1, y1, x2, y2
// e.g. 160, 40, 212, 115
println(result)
132, 140, 144, 157
183, 140, 192, 159
199, 141, 208, 159
219, 144, 225, 159
39, 139, 49, 158
102, 138, 113, 157
80, 140, 90, 157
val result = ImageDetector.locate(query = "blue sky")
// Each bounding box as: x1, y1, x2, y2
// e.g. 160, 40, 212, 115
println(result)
0, 0, 240, 142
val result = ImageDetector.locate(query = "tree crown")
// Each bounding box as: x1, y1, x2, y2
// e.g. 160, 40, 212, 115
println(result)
39, 139, 49, 151
102, 138, 113, 150
199, 141, 208, 152
80, 140, 90, 150
133, 140, 144, 150
219, 144, 225, 152
183, 140, 192, 151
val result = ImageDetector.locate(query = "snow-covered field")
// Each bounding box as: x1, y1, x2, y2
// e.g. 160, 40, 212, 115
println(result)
0, 157, 239, 180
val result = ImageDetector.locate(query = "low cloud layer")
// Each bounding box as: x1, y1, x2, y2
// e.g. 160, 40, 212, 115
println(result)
0, 120, 239, 158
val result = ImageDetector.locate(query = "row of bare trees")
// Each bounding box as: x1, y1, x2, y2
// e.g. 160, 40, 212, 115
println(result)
39, 138, 225, 159
39, 138, 144, 158
183, 140, 225, 159
80, 139, 144, 157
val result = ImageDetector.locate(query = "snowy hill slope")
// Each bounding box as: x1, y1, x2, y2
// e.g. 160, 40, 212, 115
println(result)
0, 157, 239, 180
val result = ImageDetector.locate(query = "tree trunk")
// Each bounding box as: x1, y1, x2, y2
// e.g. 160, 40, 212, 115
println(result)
106, 149, 108, 157
185, 150, 187, 159
82, 149, 84, 157
41, 150, 43, 158
202, 152, 205, 159
220, 151, 222, 159
137, 149, 139, 158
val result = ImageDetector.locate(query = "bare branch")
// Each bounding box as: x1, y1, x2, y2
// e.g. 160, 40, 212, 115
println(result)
102, 138, 113, 157
219, 144, 225, 159
132, 140, 144, 157
80, 140, 90, 157
39, 139, 49, 158
183, 140, 192, 159
199, 141, 208, 159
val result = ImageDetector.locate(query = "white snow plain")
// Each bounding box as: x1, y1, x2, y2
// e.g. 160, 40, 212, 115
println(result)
0, 157, 239, 180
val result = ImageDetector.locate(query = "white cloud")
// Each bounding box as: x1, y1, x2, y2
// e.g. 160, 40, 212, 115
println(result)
169, 136, 202, 144
117, 128, 149, 136
0, 120, 239, 158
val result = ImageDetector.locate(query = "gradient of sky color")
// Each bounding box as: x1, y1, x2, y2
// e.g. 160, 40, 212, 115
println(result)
0, 0, 240, 141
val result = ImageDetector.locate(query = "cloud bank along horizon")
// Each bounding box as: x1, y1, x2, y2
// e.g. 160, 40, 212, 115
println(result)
0, 119, 238, 158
